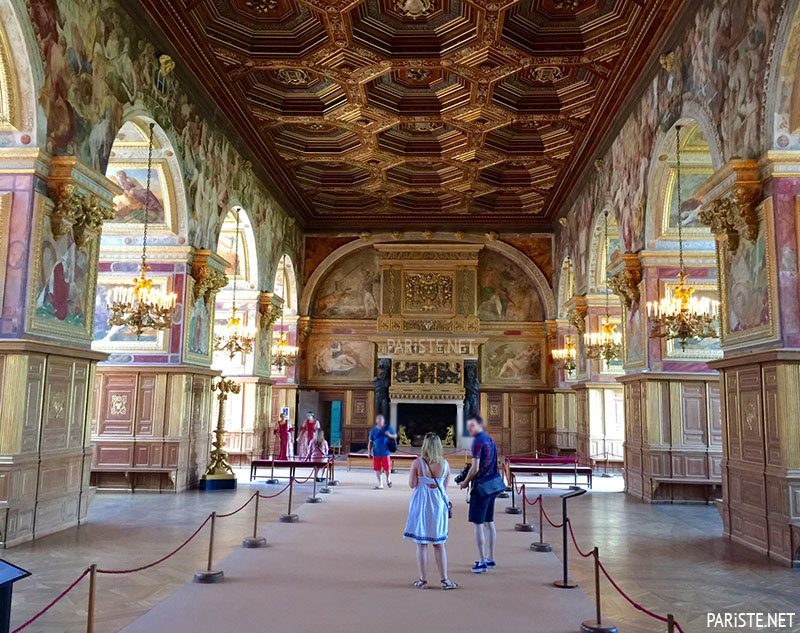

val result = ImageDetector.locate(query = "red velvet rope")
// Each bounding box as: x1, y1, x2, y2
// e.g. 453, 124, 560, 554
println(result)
216, 492, 258, 518
11, 568, 90, 633
539, 501, 564, 528
565, 519, 685, 632
293, 470, 317, 484
258, 481, 292, 498
97, 514, 212, 575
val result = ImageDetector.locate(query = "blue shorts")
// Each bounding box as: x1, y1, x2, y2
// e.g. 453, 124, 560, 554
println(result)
468, 489, 496, 524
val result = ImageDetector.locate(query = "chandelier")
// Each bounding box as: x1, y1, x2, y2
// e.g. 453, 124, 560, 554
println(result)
107, 123, 177, 338
647, 125, 719, 350
271, 309, 298, 369
585, 210, 623, 362
213, 210, 255, 359
551, 336, 577, 373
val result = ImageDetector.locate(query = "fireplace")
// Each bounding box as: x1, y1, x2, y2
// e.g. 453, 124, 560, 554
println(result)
396, 403, 457, 447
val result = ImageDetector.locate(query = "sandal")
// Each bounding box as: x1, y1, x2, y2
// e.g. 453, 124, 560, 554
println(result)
413, 579, 428, 589
441, 579, 459, 590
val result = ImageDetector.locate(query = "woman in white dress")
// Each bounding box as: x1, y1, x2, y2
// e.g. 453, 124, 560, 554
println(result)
403, 433, 458, 590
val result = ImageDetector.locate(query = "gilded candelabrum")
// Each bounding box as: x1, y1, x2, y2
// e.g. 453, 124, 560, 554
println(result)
203, 377, 242, 481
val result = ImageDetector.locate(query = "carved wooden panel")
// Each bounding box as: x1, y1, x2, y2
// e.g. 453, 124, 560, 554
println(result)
737, 368, 765, 465
762, 366, 782, 467
680, 382, 708, 446
136, 375, 157, 436
509, 392, 536, 455
99, 374, 137, 436
22, 356, 45, 454
725, 370, 742, 461
351, 390, 369, 427
69, 361, 89, 449
708, 381, 722, 446
41, 358, 74, 452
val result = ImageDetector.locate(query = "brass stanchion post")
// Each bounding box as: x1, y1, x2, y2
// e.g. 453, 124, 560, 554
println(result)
530, 494, 552, 552
307, 467, 321, 503
279, 466, 299, 522
86, 564, 97, 633
667, 615, 675, 633
243, 493, 267, 548
320, 460, 332, 494
515, 484, 533, 531
553, 487, 586, 588
329, 453, 339, 486
505, 474, 522, 514
194, 512, 224, 583
580, 547, 618, 632
266, 455, 279, 485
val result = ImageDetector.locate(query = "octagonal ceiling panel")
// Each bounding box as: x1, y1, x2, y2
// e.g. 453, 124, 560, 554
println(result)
136, 0, 684, 228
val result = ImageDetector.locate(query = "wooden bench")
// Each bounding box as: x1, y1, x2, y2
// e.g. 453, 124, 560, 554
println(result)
650, 476, 721, 503
91, 467, 179, 492
250, 457, 331, 481
508, 461, 593, 489
346, 452, 471, 471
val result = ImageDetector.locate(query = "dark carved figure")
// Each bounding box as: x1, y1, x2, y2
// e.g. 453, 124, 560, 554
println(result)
464, 359, 479, 423
374, 358, 391, 420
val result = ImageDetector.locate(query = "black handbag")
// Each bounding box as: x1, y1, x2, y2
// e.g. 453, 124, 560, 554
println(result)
386, 436, 398, 453
475, 473, 506, 498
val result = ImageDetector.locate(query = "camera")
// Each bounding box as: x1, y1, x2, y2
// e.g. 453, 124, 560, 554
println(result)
454, 464, 471, 485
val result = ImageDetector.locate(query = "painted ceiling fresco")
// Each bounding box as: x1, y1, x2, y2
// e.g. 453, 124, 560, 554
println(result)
134, 0, 683, 229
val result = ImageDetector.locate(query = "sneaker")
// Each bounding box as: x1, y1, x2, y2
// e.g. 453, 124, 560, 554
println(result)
374, 485, 384, 490
484, 559, 496, 570
471, 561, 488, 573
387, 481, 393, 488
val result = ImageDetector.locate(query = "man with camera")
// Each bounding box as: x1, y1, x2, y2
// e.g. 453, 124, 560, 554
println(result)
459, 415, 504, 573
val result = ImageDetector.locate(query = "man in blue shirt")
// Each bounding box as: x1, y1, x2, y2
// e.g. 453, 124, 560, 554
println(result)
368, 414, 397, 489
460, 414, 499, 573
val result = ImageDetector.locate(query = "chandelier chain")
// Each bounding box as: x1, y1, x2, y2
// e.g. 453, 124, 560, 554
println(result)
232, 210, 240, 311
604, 209, 610, 316
676, 125, 684, 278
142, 123, 154, 280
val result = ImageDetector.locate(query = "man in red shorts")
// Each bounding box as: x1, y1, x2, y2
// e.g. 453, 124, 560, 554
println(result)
368, 414, 396, 489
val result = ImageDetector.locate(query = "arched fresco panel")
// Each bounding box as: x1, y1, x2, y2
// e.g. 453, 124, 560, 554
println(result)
312, 248, 380, 320
477, 249, 544, 322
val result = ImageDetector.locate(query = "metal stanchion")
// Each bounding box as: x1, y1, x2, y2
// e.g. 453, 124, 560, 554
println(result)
243, 493, 267, 548
667, 614, 675, 633
505, 475, 522, 514
515, 484, 533, 531
320, 460, 332, 494
580, 547, 618, 633
530, 494, 552, 552
307, 467, 321, 503
86, 564, 97, 633
266, 456, 279, 485
328, 456, 339, 486
194, 512, 224, 583
553, 487, 586, 589
279, 469, 299, 522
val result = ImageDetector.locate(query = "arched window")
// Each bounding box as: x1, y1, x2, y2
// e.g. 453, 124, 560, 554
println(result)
274, 254, 297, 314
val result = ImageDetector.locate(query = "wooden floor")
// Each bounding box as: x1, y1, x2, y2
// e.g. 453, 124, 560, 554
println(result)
4, 467, 799, 632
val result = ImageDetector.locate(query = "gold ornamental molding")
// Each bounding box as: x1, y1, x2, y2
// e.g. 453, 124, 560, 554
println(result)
566, 296, 588, 336
375, 243, 483, 266
376, 314, 480, 334
405, 272, 453, 312
695, 159, 762, 254
258, 291, 284, 329
46, 156, 120, 250
607, 253, 642, 309
191, 249, 229, 301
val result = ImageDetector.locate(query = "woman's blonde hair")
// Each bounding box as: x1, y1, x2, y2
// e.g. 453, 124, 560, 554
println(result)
314, 428, 326, 448
421, 432, 443, 464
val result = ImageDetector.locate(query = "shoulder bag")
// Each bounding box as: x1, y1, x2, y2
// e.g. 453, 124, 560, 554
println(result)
422, 458, 452, 519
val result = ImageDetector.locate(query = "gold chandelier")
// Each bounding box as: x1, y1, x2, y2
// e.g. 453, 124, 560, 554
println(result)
647, 125, 719, 350
213, 210, 255, 359
107, 123, 177, 338
271, 309, 298, 369
585, 210, 622, 362
551, 336, 577, 373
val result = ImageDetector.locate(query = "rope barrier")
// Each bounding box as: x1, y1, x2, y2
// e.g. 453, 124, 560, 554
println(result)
293, 470, 317, 484
97, 514, 212, 575
216, 492, 258, 518
563, 515, 686, 632
11, 568, 90, 633
258, 481, 292, 499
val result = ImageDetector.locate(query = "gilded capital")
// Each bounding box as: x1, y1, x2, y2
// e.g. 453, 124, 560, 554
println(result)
259, 302, 283, 329
698, 196, 742, 253
192, 264, 228, 301
48, 182, 114, 248
297, 316, 312, 342
732, 183, 761, 243
567, 304, 587, 335
607, 254, 642, 309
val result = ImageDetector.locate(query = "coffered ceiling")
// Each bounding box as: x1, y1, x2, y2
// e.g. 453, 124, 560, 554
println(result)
137, 0, 683, 230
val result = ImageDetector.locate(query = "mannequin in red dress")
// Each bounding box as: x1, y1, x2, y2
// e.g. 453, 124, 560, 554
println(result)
273, 412, 292, 460
297, 412, 320, 460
